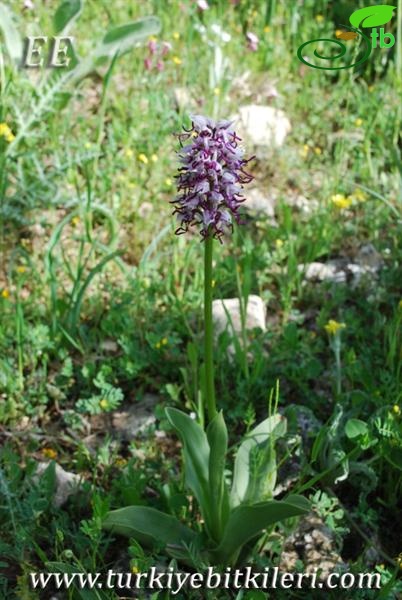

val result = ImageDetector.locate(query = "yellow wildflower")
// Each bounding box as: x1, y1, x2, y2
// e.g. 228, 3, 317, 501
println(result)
42, 448, 57, 460
125, 148, 134, 158
71, 216, 80, 227
138, 153, 149, 165
335, 29, 343, 37
1, 289, 10, 299
172, 56, 182, 65
392, 405, 401, 416
314, 147, 322, 155
131, 565, 140, 574
16, 266, 27, 274
349, 188, 367, 203
0, 122, 15, 143
299, 144, 310, 159
275, 239, 284, 249
115, 457, 127, 467
315, 14, 324, 23
213, 87, 221, 96
148, 35, 157, 43
173, 32, 180, 40
331, 194, 352, 210
151, 153, 158, 163
355, 118, 363, 127
211, 279, 216, 288
99, 398, 109, 410
264, 26, 271, 33
155, 341, 161, 349
324, 320, 346, 335
165, 177, 172, 187
84, 142, 91, 149
161, 337, 168, 346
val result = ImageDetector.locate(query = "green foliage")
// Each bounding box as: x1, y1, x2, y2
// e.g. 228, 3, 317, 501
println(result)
104, 409, 309, 566
76, 371, 124, 415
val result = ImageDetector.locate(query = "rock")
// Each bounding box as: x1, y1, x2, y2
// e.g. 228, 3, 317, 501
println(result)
111, 394, 158, 440
285, 193, 319, 214
236, 105, 291, 148
280, 513, 345, 578
243, 187, 277, 221
100, 339, 118, 353
232, 71, 279, 103
300, 246, 382, 287
356, 243, 382, 271
300, 262, 347, 284
137, 202, 153, 219
173, 87, 193, 112
212, 295, 266, 337
35, 462, 81, 508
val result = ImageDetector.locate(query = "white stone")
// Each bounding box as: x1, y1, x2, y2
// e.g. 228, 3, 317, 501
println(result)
173, 87, 193, 112
112, 393, 158, 440
356, 243, 382, 271
35, 462, 81, 508
285, 194, 319, 214
300, 262, 347, 283
243, 187, 277, 219
212, 295, 266, 337
236, 105, 291, 148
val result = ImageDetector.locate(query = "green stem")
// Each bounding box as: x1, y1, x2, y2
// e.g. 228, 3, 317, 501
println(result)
204, 235, 217, 421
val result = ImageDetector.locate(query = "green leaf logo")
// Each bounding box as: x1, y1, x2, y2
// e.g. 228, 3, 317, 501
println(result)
349, 5, 396, 28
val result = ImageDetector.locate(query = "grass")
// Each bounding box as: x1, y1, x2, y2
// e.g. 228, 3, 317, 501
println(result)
0, 0, 402, 598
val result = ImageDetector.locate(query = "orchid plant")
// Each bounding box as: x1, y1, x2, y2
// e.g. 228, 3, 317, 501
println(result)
103, 116, 309, 567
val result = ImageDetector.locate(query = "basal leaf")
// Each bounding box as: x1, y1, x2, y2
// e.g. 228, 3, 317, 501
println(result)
103, 506, 197, 550
96, 17, 161, 59
0, 3, 23, 64
349, 5, 396, 29
53, 0, 82, 34
165, 408, 212, 532
214, 495, 310, 564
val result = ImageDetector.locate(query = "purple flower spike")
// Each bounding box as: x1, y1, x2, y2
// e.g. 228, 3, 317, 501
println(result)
172, 115, 254, 241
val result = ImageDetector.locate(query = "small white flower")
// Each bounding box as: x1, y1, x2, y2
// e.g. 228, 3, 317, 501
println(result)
210, 23, 231, 43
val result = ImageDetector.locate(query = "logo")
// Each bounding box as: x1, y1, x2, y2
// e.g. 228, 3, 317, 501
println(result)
297, 5, 396, 70
22, 36, 74, 68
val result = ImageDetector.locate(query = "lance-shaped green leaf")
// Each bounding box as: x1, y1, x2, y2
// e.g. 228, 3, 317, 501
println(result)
213, 495, 310, 564
103, 506, 197, 552
165, 408, 212, 533
349, 5, 396, 29
95, 17, 161, 60
70, 16, 161, 82
0, 3, 23, 65
207, 411, 230, 541
230, 414, 286, 507
53, 0, 82, 34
